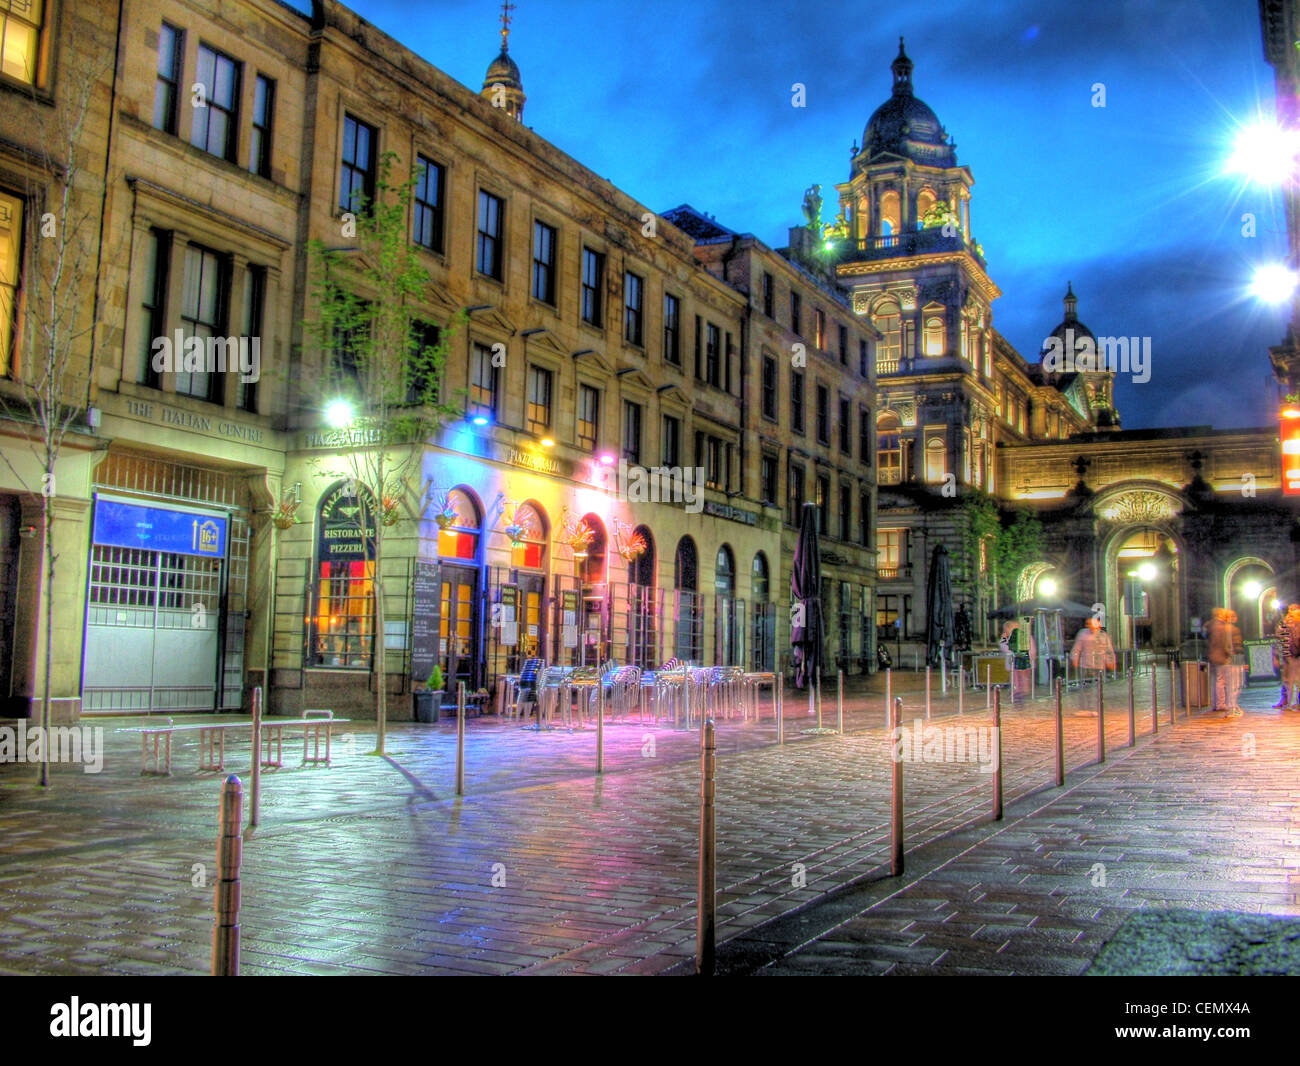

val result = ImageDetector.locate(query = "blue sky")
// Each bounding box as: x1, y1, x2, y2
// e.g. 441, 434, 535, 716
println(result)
302, 0, 1292, 430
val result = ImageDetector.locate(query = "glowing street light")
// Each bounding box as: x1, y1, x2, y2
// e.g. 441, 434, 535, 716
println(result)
1250, 263, 1298, 305
324, 398, 355, 428
1242, 579, 1263, 601
1137, 561, 1157, 582
1039, 577, 1058, 598
1225, 121, 1300, 186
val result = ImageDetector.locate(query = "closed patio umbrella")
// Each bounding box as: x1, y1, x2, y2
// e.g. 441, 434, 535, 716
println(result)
925, 543, 954, 669
790, 502, 826, 727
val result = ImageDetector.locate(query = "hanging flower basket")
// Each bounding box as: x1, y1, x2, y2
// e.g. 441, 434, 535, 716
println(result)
272, 496, 300, 530
505, 522, 527, 547
434, 510, 456, 530
559, 506, 595, 558
613, 518, 646, 561
381, 496, 401, 527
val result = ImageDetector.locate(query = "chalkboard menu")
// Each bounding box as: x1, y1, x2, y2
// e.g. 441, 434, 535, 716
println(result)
411, 561, 441, 682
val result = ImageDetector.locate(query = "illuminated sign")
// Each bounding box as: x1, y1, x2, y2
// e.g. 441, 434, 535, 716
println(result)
93, 499, 228, 557
1282, 403, 1300, 495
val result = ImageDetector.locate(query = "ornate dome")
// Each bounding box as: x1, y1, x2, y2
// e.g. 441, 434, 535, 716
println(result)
861, 39, 956, 167
483, 50, 522, 93
1039, 281, 1097, 358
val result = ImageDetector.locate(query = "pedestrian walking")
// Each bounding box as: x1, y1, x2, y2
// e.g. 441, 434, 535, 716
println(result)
1207, 607, 1243, 716
1273, 604, 1300, 710
1069, 617, 1116, 686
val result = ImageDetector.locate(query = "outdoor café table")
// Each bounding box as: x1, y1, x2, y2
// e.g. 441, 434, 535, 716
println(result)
742, 671, 781, 723
497, 675, 520, 717
559, 673, 602, 730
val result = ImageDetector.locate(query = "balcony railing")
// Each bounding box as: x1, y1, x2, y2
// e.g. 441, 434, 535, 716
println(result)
843, 227, 986, 268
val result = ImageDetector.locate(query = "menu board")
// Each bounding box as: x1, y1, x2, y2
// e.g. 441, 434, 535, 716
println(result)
410, 561, 440, 682
498, 585, 519, 647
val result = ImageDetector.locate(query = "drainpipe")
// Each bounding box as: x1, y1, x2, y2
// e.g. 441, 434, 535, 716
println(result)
720, 237, 748, 499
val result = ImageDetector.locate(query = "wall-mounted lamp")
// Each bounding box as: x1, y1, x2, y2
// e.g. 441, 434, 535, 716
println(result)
86, 406, 102, 430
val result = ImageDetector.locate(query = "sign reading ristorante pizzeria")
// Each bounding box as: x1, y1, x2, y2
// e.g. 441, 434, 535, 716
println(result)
317, 482, 377, 560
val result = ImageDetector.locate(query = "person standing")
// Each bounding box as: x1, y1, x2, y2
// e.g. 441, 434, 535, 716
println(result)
1207, 607, 1242, 716
1273, 604, 1300, 709
1070, 617, 1116, 685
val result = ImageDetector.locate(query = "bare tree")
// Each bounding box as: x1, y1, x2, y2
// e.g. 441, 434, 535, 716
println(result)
0, 30, 115, 786
307, 152, 461, 754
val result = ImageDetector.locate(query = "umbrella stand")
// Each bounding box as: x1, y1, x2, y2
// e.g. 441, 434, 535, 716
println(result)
802, 672, 836, 735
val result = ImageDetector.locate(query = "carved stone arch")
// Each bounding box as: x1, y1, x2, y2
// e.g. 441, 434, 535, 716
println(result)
1222, 556, 1275, 609
1090, 482, 1187, 526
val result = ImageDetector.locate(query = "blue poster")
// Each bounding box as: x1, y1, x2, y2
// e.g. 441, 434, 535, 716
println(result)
93, 499, 228, 558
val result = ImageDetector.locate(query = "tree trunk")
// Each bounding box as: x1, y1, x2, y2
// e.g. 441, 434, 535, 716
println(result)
373, 507, 386, 755
40, 483, 53, 787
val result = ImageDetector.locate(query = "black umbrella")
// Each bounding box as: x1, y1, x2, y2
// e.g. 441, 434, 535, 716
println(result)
790, 502, 825, 723
925, 543, 954, 668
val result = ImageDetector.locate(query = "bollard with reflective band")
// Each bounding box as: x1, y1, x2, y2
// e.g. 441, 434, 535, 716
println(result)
776, 676, 783, 746
890, 696, 904, 876
696, 718, 716, 976
925, 666, 932, 721
1169, 662, 1177, 725
249, 686, 262, 829
455, 682, 466, 796
992, 688, 1003, 821
958, 665, 964, 715
597, 675, 605, 774
1127, 669, 1136, 747
213, 775, 242, 976
1054, 677, 1064, 787
884, 668, 892, 729
1152, 668, 1159, 736
1097, 671, 1106, 763
837, 670, 844, 734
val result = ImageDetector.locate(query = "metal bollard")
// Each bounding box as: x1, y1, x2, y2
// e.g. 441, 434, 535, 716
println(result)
249, 686, 262, 829
1151, 667, 1159, 735
213, 774, 242, 976
597, 676, 605, 775
696, 718, 716, 976
890, 696, 904, 876
1054, 677, 1064, 787
958, 665, 964, 716
777, 677, 783, 747
455, 681, 466, 796
884, 667, 892, 729
1170, 661, 1178, 724
986, 665, 992, 709
925, 665, 932, 721
1097, 670, 1106, 763
1127, 668, 1135, 747
992, 688, 1003, 821
837, 669, 844, 735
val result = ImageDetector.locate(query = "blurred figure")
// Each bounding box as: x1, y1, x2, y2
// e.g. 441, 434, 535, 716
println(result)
1207, 607, 1242, 716
1070, 617, 1116, 682
1000, 618, 1036, 701
1273, 604, 1300, 709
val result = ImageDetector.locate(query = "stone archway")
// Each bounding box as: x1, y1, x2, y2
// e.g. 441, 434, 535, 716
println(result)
1222, 556, 1276, 640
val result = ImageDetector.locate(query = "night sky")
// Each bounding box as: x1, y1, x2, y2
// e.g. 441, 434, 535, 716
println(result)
300, 0, 1293, 431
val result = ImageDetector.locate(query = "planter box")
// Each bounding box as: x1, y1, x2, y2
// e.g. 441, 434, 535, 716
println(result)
413, 691, 442, 724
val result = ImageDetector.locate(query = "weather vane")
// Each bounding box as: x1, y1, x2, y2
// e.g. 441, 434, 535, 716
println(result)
500, 0, 515, 52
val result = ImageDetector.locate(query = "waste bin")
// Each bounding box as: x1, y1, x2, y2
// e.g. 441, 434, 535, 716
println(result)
1180, 661, 1209, 709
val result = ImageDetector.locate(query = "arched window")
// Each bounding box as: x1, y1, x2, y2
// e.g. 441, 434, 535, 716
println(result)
922, 310, 945, 357
438, 487, 481, 561
579, 513, 606, 587
872, 299, 901, 369
509, 501, 547, 570
627, 524, 655, 586
715, 545, 735, 597
751, 553, 770, 603
879, 190, 900, 235
925, 437, 947, 483
916, 188, 936, 229
877, 413, 902, 485
674, 536, 698, 591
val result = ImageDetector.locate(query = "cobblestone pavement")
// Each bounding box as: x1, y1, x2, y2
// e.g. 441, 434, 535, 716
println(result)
1, 669, 1291, 976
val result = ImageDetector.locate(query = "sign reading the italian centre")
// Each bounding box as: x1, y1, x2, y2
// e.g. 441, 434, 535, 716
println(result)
93, 498, 227, 557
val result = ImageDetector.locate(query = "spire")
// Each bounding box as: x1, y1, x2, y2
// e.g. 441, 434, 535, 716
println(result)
891, 36, 914, 96
1063, 281, 1078, 323
499, 0, 514, 52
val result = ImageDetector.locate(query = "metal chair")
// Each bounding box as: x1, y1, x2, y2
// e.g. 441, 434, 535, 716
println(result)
508, 657, 545, 721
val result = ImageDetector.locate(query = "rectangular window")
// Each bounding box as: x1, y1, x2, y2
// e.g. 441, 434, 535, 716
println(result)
331, 297, 369, 388
859, 491, 870, 546
705, 323, 720, 387
526, 365, 552, 434
577, 384, 599, 450
839, 396, 851, 453
581, 247, 603, 326
469, 342, 499, 417
761, 355, 777, 421
878, 529, 903, 574
0, 189, 23, 376
136, 227, 168, 388
531, 220, 556, 304
790, 370, 805, 434
407, 320, 441, 405
476, 190, 505, 280
859, 405, 871, 462
663, 293, 680, 365
760, 454, 778, 506
339, 114, 376, 214
624, 271, 644, 346
153, 23, 183, 133
762, 272, 773, 318
705, 437, 723, 491
789, 463, 805, 523
191, 44, 242, 162
814, 307, 825, 349
622, 400, 642, 464
839, 482, 852, 541
816, 474, 829, 534
816, 383, 830, 445
662, 414, 680, 467
178, 244, 228, 403
693, 315, 702, 378
236, 265, 265, 412
839, 324, 848, 365
789, 290, 801, 337
249, 74, 275, 178
413, 156, 446, 254
859, 338, 869, 377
